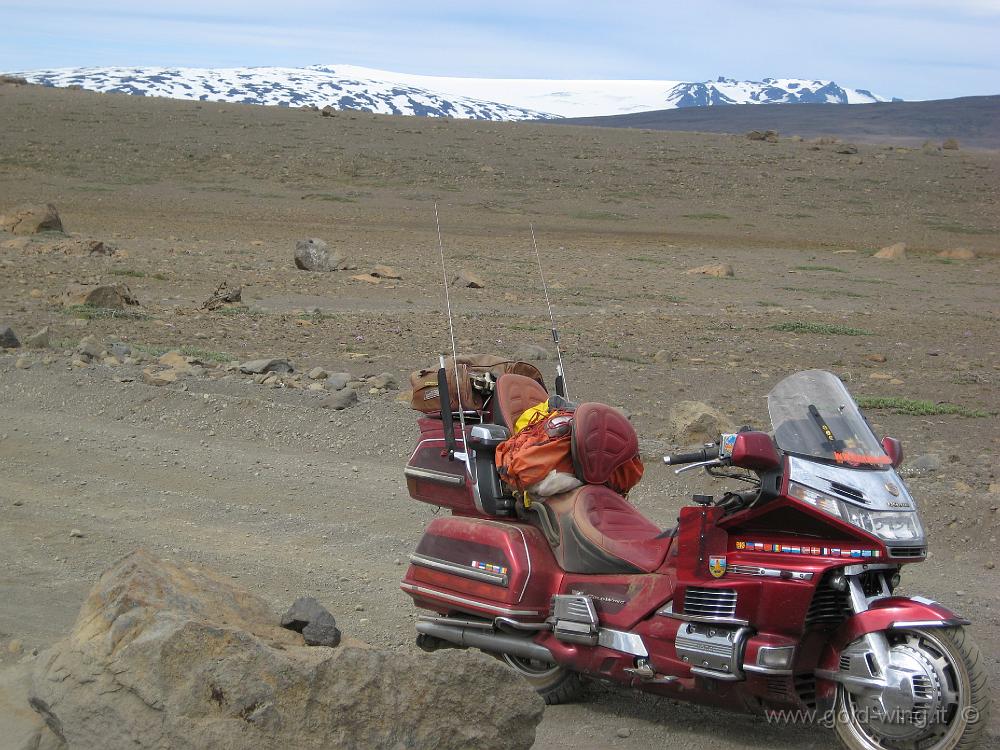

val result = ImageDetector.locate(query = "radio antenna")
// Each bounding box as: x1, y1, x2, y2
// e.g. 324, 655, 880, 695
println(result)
529, 223, 568, 399
434, 204, 470, 463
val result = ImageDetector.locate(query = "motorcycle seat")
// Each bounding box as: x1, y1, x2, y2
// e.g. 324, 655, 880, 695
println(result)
542, 485, 671, 574
495, 373, 549, 431
571, 402, 639, 485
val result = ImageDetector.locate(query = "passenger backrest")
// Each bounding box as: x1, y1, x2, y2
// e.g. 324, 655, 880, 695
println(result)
570, 402, 639, 485
495, 374, 549, 430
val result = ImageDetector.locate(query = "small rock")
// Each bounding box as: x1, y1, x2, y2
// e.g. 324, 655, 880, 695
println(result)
0, 202, 64, 234
370, 264, 402, 280
368, 372, 398, 390
686, 263, 734, 278
24, 326, 49, 348
6, 638, 23, 655
294, 238, 347, 272
942, 138, 960, 150
835, 144, 859, 154
239, 358, 294, 375
866, 353, 887, 363
874, 242, 906, 260
0, 326, 21, 348
653, 350, 674, 363
911, 454, 942, 473
142, 368, 180, 387
280, 596, 342, 647
158, 350, 189, 369
321, 388, 358, 411
308, 366, 329, 380
308, 383, 326, 392
15, 356, 30, 369
76, 335, 101, 360
454, 269, 486, 289
110, 342, 132, 358
616, 728, 632, 738
669, 401, 735, 444
326, 372, 351, 390
69, 529, 84, 538
516, 344, 549, 361
350, 273, 381, 285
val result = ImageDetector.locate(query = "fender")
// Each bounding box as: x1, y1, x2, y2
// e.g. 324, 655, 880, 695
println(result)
814, 597, 970, 708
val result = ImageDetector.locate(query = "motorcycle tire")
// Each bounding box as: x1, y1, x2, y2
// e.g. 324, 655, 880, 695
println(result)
499, 653, 585, 705
833, 626, 990, 750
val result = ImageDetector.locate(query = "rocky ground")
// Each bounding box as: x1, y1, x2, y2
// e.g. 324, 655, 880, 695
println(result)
0, 82, 998, 749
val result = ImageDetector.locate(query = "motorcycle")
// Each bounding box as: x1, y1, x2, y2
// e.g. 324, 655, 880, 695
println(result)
400, 366, 989, 750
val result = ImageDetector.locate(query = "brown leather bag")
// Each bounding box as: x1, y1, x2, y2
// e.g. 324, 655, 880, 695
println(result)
408, 355, 546, 414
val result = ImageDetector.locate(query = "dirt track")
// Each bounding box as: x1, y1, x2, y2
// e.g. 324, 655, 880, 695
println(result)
1, 83, 998, 748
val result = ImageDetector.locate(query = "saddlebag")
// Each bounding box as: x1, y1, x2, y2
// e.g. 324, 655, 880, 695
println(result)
401, 516, 557, 621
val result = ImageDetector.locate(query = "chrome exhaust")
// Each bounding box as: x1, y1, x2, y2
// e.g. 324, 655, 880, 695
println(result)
416, 621, 555, 662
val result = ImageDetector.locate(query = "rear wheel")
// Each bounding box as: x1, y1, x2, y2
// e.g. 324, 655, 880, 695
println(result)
500, 653, 585, 705
834, 627, 989, 750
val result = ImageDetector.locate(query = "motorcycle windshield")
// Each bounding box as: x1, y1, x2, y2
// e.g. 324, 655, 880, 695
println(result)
767, 370, 890, 467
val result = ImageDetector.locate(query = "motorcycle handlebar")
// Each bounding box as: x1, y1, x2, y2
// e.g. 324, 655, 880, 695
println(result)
663, 446, 716, 465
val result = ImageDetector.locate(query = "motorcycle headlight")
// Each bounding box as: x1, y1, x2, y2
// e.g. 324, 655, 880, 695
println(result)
789, 482, 924, 542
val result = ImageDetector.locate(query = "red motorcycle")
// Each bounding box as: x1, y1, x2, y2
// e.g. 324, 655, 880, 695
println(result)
401, 366, 989, 750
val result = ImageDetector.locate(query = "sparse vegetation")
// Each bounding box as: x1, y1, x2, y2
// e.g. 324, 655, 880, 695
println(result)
132, 344, 231, 363
857, 397, 989, 418
61, 304, 151, 321
109, 268, 146, 278
769, 321, 872, 335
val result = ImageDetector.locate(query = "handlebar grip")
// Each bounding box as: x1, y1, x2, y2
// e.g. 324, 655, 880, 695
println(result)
663, 447, 714, 465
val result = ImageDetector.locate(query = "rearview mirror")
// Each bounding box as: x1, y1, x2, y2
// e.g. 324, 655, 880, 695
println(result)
731, 431, 781, 472
881, 436, 904, 468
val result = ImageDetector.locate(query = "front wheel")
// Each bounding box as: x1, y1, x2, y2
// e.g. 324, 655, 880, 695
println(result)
499, 653, 585, 705
834, 627, 990, 750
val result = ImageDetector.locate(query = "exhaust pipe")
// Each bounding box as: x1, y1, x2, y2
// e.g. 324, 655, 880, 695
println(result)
416, 621, 555, 663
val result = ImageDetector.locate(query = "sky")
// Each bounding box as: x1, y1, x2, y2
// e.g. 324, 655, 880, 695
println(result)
1, 1, 998, 101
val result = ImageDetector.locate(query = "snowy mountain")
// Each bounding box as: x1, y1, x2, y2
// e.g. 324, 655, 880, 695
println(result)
10, 64, 893, 121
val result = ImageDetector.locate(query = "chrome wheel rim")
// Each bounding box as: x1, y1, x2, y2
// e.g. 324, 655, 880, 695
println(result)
839, 629, 969, 750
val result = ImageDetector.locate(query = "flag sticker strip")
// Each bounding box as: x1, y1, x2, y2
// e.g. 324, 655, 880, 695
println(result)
734, 541, 880, 558
471, 560, 509, 575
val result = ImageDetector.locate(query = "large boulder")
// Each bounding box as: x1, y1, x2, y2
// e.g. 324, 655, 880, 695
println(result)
61, 283, 140, 309
293, 238, 347, 272
27, 550, 543, 750
669, 401, 735, 444
0, 203, 64, 235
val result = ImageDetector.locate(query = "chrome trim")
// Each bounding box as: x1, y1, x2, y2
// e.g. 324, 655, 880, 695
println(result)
842, 563, 897, 576
494, 616, 551, 632
729, 564, 814, 581
400, 583, 543, 617
418, 615, 494, 630
409, 553, 508, 587
403, 465, 465, 486
786, 455, 916, 512
597, 629, 649, 657
660, 610, 750, 627
691, 666, 742, 681
743, 664, 794, 676
889, 618, 971, 629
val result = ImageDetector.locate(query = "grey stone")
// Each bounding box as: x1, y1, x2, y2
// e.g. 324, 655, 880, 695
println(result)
239, 358, 294, 375
307, 367, 328, 380
280, 597, 341, 647
911, 454, 942, 473
26, 550, 543, 750
325, 372, 351, 391
293, 238, 346, 272
321, 388, 358, 411
76, 336, 101, 360
516, 344, 549, 361
1, 326, 21, 348
110, 342, 132, 358
835, 144, 859, 154
453, 270, 485, 289
367, 372, 397, 390
0, 662, 66, 750
669, 401, 735, 444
